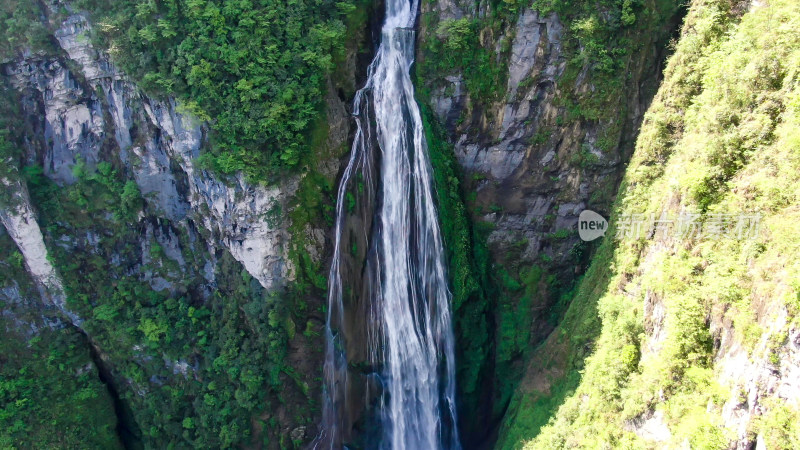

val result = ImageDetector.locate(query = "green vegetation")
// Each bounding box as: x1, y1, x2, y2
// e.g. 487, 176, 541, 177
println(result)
568, 144, 600, 169
755, 398, 800, 449
0, 228, 121, 448
495, 219, 612, 448
0, 323, 122, 448
420, 15, 510, 103
72, 0, 358, 181
0, 1, 54, 60
500, 0, 800, 447
497, 265, 541, 362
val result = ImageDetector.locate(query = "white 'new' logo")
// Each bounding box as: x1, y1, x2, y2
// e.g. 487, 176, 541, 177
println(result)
578, 210, 608, 241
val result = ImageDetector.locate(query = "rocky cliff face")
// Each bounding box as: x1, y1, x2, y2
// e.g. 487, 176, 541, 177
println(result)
0, 176, 80, 326
415, 0, 683, 443
10, 13, 294, 289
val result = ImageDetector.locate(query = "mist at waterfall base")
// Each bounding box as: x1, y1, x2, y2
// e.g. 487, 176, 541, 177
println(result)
313, 0, 461, 448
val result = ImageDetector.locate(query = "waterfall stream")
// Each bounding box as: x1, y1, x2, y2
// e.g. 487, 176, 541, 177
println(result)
316, 0, 460, 448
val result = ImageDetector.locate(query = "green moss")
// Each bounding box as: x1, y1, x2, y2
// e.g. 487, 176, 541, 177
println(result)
568, 144, 600, 169
418, 98, 494, 429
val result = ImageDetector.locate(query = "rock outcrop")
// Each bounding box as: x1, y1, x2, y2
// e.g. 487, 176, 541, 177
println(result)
0, 176, 80, 326
7, 12, 293, 289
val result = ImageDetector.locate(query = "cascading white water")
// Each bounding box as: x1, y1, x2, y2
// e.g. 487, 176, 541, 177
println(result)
316, 0, 460, 448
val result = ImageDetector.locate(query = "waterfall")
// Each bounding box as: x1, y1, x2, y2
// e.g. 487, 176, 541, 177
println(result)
315, 0, 460, 448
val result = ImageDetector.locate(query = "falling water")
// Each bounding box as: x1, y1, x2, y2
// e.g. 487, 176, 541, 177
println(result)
316, 0, 460, 448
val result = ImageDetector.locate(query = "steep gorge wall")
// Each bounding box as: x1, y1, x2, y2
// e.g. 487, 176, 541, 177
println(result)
414, 0, 683, 444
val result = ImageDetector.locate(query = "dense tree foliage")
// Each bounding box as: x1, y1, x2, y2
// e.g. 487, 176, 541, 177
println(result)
74, 0, 355, 180
0, 230, 121, 448
0, 323, 122, 448
0, 1, 54, 60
